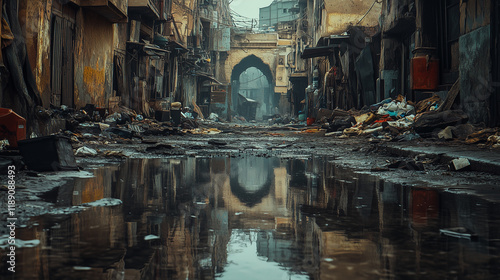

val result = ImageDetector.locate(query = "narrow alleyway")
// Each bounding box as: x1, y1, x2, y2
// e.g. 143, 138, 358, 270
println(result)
1, 0, 500, 279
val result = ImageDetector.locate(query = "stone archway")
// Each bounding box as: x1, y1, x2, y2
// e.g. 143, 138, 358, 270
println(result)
230, 54, 275, 118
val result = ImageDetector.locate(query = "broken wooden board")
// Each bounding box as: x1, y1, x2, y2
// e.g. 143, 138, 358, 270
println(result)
437, 79, 459, 112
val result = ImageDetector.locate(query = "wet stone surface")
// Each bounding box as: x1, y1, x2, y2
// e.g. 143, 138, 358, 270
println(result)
1, 156, 500, 279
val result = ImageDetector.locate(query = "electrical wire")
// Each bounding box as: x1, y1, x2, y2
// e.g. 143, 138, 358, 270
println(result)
356, 0, 381, 25
238, 73, 267, 85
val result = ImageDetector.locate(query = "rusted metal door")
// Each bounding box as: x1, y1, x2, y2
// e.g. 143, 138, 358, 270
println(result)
51, 16, 74, 107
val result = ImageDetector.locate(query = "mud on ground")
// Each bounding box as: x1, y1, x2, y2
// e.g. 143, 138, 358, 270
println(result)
1, 121, 500, 233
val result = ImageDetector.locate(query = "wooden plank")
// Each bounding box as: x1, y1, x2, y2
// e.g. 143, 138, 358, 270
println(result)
437, 79, 460, 112
51, 16, 62, 106
61, 20, 74, 107
210, 91, 226, 103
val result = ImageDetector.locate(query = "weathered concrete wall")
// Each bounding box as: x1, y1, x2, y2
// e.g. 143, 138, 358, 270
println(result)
171, 0, 196, 43
20, 0, 53, 108
226, 33, 279, 84
74, 9, 114, 108
381, 0, 413, 33
320, 0, 381, 37
459, 25, 491, 124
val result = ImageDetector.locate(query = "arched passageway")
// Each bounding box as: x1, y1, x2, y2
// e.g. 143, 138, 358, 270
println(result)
230, 55, 276, 120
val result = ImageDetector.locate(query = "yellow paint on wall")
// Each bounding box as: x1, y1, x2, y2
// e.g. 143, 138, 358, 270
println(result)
83, 66, 106, 106
278, 40, 293, 46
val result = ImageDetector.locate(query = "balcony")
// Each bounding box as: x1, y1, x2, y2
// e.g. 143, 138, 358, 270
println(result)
71, 0, 128, 23
128, 0, 160, 20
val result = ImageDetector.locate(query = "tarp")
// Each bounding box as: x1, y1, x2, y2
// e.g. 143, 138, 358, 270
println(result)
355, 46, 376, 107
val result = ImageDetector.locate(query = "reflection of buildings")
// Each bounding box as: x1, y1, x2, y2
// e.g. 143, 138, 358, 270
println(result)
4, 157, 500, 279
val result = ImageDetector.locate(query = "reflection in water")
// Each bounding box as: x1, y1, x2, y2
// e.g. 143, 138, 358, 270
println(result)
230, 157, 278, 207
1, 156, 500, 279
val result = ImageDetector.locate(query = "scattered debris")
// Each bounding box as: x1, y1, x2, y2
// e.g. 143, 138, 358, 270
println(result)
325, 131, 343, 137
18, 135, 78, 171
209, 113, 219, 121
146, 144, 174, 152
144, 235, 160, 241
75, 146, 98, 156
102, 151, 127, 158
439, 227, 477, 240
208, 139, 227, 146
466, 128, 499, 144
82, 198, 123, 207
449, 158, 471, 171
388, 160, 425, 171
438, 126, 454, 140
415, 94, 441, 114
185, 128, 222, 135
414, 110, 469, 135
328, 115, 356, 132
105, 127, 134, 139
371, 167, 391, 172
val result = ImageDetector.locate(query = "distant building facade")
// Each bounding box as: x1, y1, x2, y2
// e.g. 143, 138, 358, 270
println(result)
259, 0, 300, 30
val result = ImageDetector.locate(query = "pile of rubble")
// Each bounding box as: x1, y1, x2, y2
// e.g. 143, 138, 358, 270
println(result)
319, 94, 500, 148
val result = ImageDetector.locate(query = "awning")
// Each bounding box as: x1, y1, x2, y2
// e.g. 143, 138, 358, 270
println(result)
167, 40, 189, 55
196, 72, 223, 85
300, 46, 336, 59
238, 93, 258, 104
126, 41, 169, 57
316, 34, 350, 47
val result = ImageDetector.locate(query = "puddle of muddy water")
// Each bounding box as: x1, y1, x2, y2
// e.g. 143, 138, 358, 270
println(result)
1, 156, 500, 279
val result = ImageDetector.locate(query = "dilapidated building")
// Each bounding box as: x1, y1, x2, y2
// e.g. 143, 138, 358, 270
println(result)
379, 0, 499, 126
0, 0, 232, 134
293, 0, 499, 127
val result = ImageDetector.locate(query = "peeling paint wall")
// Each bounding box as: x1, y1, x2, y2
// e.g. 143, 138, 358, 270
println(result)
171, 0, 196, 43
74, 9, 114, 108
320, 0, 381, 37
20, 0, 53, 108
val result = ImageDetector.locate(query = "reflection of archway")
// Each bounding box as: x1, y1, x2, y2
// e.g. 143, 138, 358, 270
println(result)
230, 157, 276, 207
230, 55, 275, 116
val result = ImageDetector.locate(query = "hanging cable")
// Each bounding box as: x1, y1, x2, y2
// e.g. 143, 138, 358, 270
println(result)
356, 0, 381, 25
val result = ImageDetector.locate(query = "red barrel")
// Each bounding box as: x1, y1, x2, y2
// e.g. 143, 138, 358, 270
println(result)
411, 48, 439, 90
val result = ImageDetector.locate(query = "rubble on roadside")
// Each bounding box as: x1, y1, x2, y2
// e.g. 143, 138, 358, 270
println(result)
1, 103, 231, 162
316, 94, 500, 148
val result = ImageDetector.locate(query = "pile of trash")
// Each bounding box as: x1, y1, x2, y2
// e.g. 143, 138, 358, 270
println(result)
320, 95, 420, 141
321, 94, 499, 146
27, 103, 215, 160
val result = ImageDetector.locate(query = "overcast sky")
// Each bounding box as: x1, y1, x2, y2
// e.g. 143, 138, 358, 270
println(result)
230, 0, 274, 20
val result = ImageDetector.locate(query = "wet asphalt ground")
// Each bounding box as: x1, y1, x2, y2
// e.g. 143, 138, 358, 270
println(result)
1, 121, 500, 279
